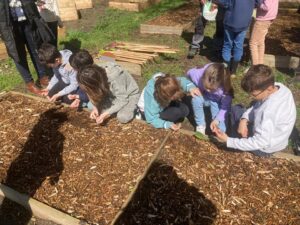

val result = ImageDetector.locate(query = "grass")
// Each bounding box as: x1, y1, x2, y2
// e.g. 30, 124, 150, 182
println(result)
0, 0, 298, 112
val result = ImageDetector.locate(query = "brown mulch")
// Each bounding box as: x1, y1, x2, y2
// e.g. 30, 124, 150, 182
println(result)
0, 93, 167, 224
266, 10, 300, 57
117, 133, 300, 225
147, 3, 199, 26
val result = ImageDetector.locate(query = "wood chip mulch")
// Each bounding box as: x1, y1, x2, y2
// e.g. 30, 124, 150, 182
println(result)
0, 93, 167, 224
116, 133, 300, 225
147, 3, 199, 26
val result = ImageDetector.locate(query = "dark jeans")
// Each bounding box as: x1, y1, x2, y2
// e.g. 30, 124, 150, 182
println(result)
159, 101, 189, 123
46, 21, 58, 47
12, 20, 47, 83
228, 104, 272, 157
48, 79, 76, 104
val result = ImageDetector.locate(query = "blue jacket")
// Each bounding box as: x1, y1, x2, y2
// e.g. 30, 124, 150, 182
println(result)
214, 0, 259, 32
142, 73, 196, 129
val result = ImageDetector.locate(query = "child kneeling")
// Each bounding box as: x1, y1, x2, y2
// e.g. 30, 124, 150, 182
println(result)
138, 73, 200, 131
38, 43, 78, 103
215, 64, 296, 156
77, 63, 139, 124
187, 63, 233, 135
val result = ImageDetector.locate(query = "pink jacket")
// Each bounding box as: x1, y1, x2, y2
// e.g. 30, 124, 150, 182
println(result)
256, 0, 279, 21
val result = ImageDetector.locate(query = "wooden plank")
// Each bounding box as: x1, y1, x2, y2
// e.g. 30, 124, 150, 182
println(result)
141, 24, 184, 35
140, 21, 193, 35
108, 0, 160, 11
0, 41, 8, 60
75, 0, 93, 9
57, 0, 78, 21
0, 184, 83, 225
264, 54, 300, 69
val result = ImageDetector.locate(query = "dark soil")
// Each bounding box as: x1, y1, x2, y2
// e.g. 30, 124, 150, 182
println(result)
117, 133, 300, 225
0, 93, 167, 224
266, 10, 300, 57
147, 3, 199, 26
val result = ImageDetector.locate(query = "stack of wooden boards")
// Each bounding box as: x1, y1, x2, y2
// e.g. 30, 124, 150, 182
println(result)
57, 0, 93, 21
109, 0, 161, 12
101, 42, 179, 65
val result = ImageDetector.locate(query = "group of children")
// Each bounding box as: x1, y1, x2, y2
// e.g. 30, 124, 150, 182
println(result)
188, 0, 279, 77
36, 43, 296, 158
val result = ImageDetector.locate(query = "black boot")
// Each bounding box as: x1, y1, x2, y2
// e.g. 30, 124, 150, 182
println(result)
230, 61, 239, 77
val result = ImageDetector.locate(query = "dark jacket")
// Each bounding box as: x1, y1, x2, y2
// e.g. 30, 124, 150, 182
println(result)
214, 0, 259, 32
0, 0, 52, 62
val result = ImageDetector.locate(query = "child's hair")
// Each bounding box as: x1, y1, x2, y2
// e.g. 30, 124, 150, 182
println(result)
77, 64, 110, 106
69, 49, 94, 71
241, 64, 274, 93
154, 74, 185, 108
202, 63, 234, 96
38, 43, 61, 64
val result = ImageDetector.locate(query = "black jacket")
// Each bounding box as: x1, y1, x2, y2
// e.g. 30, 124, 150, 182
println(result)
0, 0, 52, 62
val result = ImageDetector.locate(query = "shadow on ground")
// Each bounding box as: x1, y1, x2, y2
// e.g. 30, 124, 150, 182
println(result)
115, 161, 217, 225
0, 108, 67, 225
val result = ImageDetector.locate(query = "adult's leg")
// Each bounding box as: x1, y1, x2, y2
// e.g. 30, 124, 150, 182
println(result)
23, 21, 47, 80
12, 21, 34, 83
117, 94, 139, 123
159, 101, 189, 123
47, 21, 58, 47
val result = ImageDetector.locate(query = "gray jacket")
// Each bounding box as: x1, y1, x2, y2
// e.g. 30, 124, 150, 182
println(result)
97, 61, 139, 115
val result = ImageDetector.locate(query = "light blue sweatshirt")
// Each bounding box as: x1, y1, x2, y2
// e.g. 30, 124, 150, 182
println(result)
139, 73, 196, 129
47, 50, 78, 97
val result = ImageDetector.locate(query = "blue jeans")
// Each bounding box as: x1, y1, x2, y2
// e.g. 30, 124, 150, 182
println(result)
222, 29, 247, 62
13, 21, 47, 83
192, 95, 226, 132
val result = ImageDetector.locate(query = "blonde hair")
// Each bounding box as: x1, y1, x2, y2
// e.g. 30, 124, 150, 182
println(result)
202, 63, 234, 96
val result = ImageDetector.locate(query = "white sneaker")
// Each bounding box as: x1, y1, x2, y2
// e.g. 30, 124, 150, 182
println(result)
196, 125, 206, 135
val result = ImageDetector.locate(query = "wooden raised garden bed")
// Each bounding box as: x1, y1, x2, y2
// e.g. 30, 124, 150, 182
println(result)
0, 93, 167, 224
109, 0, 161, 12
116, 133, 300, 224
140, 3, 198, 35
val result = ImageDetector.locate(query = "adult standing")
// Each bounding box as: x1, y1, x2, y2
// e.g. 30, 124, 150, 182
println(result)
37, 0, 63, 47
0, 0, 53, 95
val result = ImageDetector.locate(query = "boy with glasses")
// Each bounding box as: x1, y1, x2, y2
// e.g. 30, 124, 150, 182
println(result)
215, 64, 296, 157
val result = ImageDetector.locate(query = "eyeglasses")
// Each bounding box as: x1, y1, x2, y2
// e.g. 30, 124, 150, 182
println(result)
250, 88, 267, 97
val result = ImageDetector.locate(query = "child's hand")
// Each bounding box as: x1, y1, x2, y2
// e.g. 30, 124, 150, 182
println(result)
96, 112, 110, 124
90, 107, 99, 119
190, 87, 201, 97
41, 89, 49, 96
70, 99, 80, 108
238, 119, 248, 138
210, 119, 219, 133
215, 128, 228, 143
68, 94, 79, 100
170, 123, 181, 131
48, 93, 60, 102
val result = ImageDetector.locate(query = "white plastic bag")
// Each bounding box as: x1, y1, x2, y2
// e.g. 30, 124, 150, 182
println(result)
202, 0, 218, 21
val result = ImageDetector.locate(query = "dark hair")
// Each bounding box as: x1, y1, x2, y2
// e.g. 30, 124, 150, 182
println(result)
69, 49, 94, 71
202, 63, 234, 97
241, 64, 274, 93
38, 43, 61, 64
154, 74, 185, 108
77, 65, 110, 107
